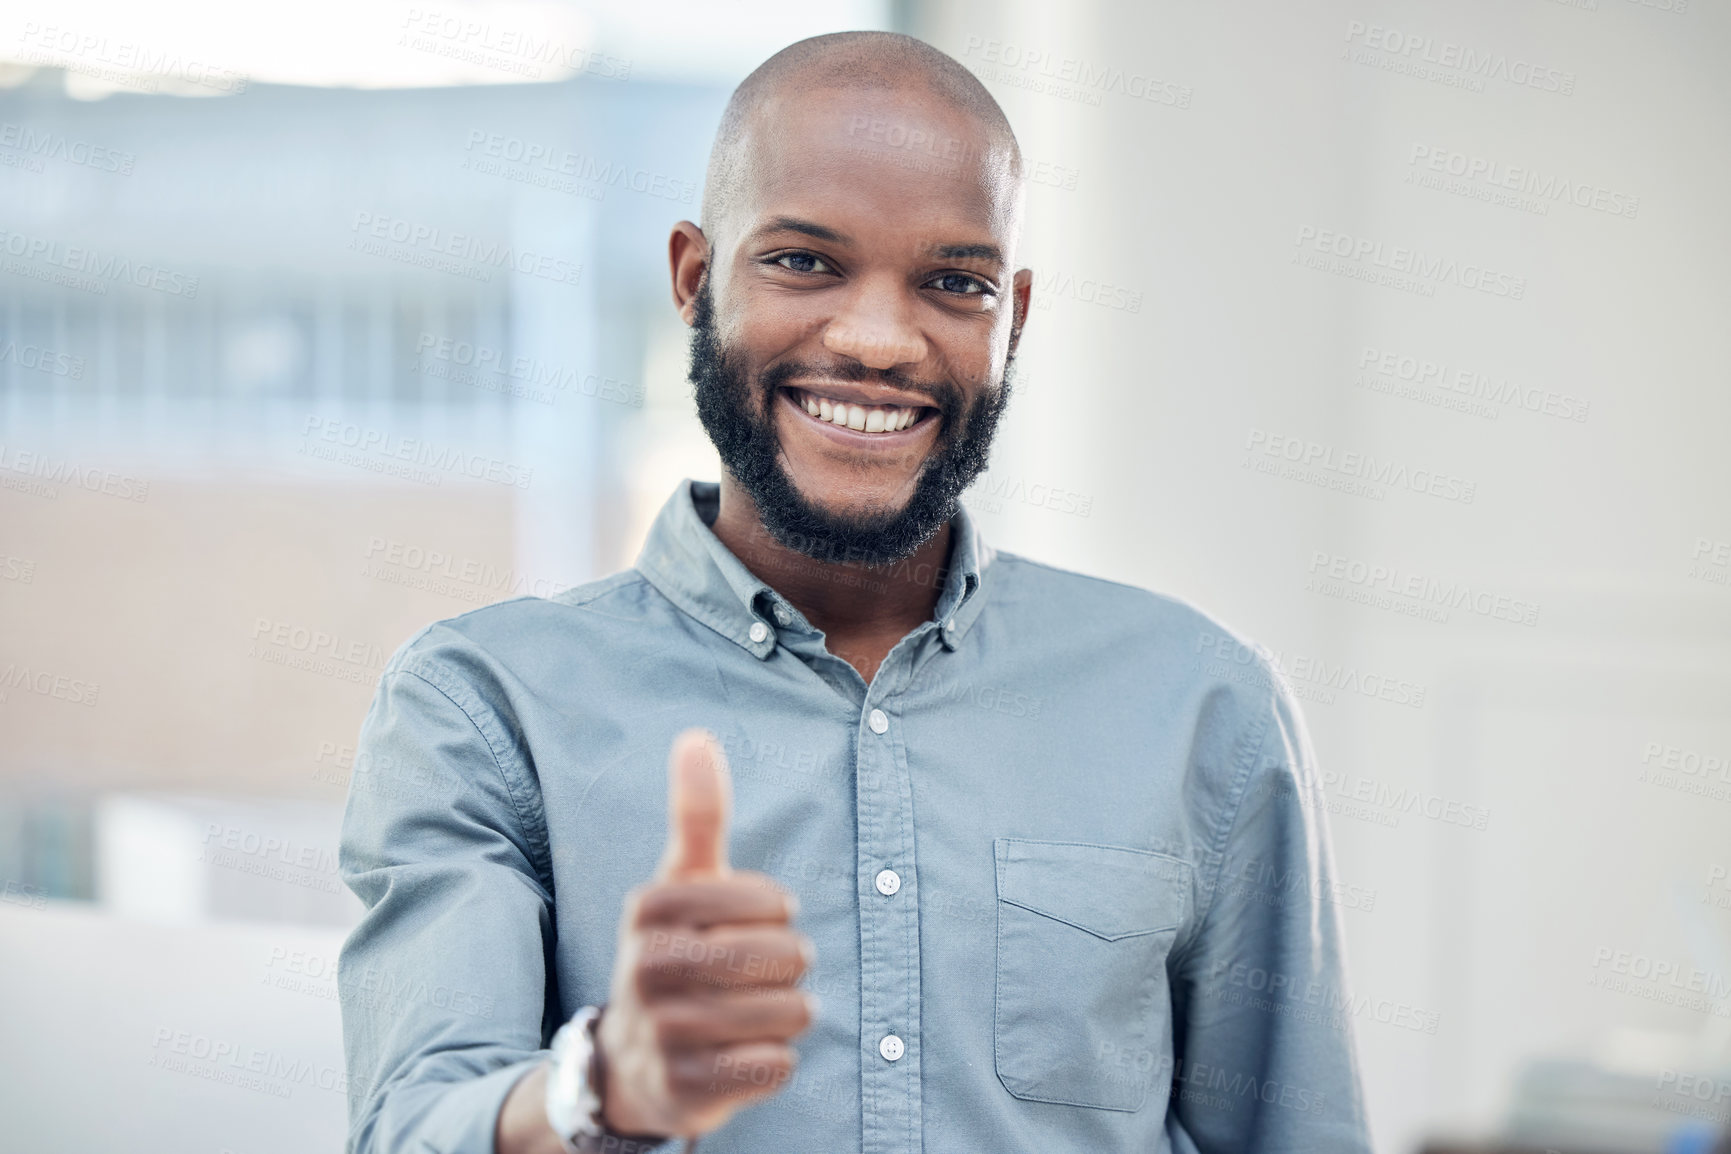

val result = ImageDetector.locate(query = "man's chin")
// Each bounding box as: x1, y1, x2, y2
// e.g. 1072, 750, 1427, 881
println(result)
778, 486, 915, 545
747, 467, 946, 568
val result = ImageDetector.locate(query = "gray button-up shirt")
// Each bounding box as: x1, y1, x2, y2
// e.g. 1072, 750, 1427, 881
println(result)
338, 480, 1373, 1154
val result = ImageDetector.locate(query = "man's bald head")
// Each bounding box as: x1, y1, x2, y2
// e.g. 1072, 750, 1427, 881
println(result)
700, 31, 1023, 248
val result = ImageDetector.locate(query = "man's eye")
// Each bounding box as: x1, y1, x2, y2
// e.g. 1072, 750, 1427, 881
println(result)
774, 253, 831, 274
931, 272, 988, 296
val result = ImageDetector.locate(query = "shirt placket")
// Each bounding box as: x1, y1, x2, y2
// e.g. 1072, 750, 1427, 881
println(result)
855, 630, 928, 1154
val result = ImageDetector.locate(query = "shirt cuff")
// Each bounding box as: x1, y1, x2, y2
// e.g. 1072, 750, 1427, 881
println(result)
417, 1054, 547, 1154
411, 1054, 676, 1154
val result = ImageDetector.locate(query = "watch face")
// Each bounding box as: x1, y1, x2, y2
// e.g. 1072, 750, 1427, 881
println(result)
546, 1011, 607, 1141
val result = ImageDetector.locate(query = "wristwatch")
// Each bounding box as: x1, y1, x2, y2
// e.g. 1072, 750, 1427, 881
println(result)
545, 1006, 608, 1153
544, 1005, 687, 1154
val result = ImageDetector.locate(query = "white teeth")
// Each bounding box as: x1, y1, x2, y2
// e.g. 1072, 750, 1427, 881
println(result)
797, 390, 924, 433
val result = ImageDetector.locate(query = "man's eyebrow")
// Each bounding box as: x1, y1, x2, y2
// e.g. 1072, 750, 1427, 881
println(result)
756, 216, 851, 245
930, 242, 1004, 264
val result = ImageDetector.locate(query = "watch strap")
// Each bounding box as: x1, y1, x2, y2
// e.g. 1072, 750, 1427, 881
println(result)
545, 1006, 676, 1154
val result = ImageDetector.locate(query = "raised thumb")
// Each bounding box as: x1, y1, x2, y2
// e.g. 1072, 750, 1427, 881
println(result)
657, 728, 732, 878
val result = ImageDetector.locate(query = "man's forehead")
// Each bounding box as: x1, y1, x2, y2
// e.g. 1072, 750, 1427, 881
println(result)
729, 88, 1021, 246
757, 86, 1005, 168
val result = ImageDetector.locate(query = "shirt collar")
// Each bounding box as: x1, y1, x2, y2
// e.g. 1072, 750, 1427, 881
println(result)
634, 479, 994, 660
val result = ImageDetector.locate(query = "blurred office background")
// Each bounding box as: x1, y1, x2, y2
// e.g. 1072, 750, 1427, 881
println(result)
2, 0, 1728, 1150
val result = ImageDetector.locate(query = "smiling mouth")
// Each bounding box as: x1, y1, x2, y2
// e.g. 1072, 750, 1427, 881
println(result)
781, 386, 937, 435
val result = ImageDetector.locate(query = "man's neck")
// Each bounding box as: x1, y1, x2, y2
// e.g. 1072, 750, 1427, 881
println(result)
710, 478, 953, 681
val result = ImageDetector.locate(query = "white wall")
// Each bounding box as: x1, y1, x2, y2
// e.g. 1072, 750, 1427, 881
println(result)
913, 0, 1731, 1149
0, 902, 350, 1153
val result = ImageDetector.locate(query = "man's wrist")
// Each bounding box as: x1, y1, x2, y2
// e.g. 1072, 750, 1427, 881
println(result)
546, 1006, 672, 1153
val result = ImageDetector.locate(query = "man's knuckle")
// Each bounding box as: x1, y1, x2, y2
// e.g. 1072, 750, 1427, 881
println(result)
650, 1009, 683, 1049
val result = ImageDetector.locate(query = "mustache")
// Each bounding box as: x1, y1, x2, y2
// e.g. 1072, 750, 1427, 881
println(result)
758, 359, 963, 415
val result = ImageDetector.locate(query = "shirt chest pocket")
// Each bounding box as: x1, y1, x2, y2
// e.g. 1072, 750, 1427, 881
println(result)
993, 838, 1193, 1112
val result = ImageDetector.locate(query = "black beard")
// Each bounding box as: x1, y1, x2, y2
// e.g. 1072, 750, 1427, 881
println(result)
688, 277, 1013, 568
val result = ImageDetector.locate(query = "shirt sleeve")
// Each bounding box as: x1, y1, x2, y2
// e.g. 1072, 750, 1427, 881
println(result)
337, 655, 558, 1154
1163, 669, 1374, 1153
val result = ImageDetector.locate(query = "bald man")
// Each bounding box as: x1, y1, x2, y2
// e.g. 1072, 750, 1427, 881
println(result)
338, 31, 1373, 1154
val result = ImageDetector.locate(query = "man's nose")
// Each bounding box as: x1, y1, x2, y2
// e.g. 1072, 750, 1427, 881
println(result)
822, 284, 928, 371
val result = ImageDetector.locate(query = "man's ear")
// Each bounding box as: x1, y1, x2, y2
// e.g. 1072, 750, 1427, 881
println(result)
1007, 266, 1033, 355
669, 222, 710, 324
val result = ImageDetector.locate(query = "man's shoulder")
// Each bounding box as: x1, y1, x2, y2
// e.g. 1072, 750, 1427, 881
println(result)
991, 550, 1267, 660
381, 567, 658, 676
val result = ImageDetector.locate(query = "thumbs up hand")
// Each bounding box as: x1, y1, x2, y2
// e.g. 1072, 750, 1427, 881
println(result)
658, 728, 734, 880
594, 730, 816, 1140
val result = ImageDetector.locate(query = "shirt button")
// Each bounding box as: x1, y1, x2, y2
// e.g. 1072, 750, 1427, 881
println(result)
878, 1034, 904, 1061
875, 869, 901, 896
773, 605, 791, 626
868, 709, 888, 734
748, 621, 770, 644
